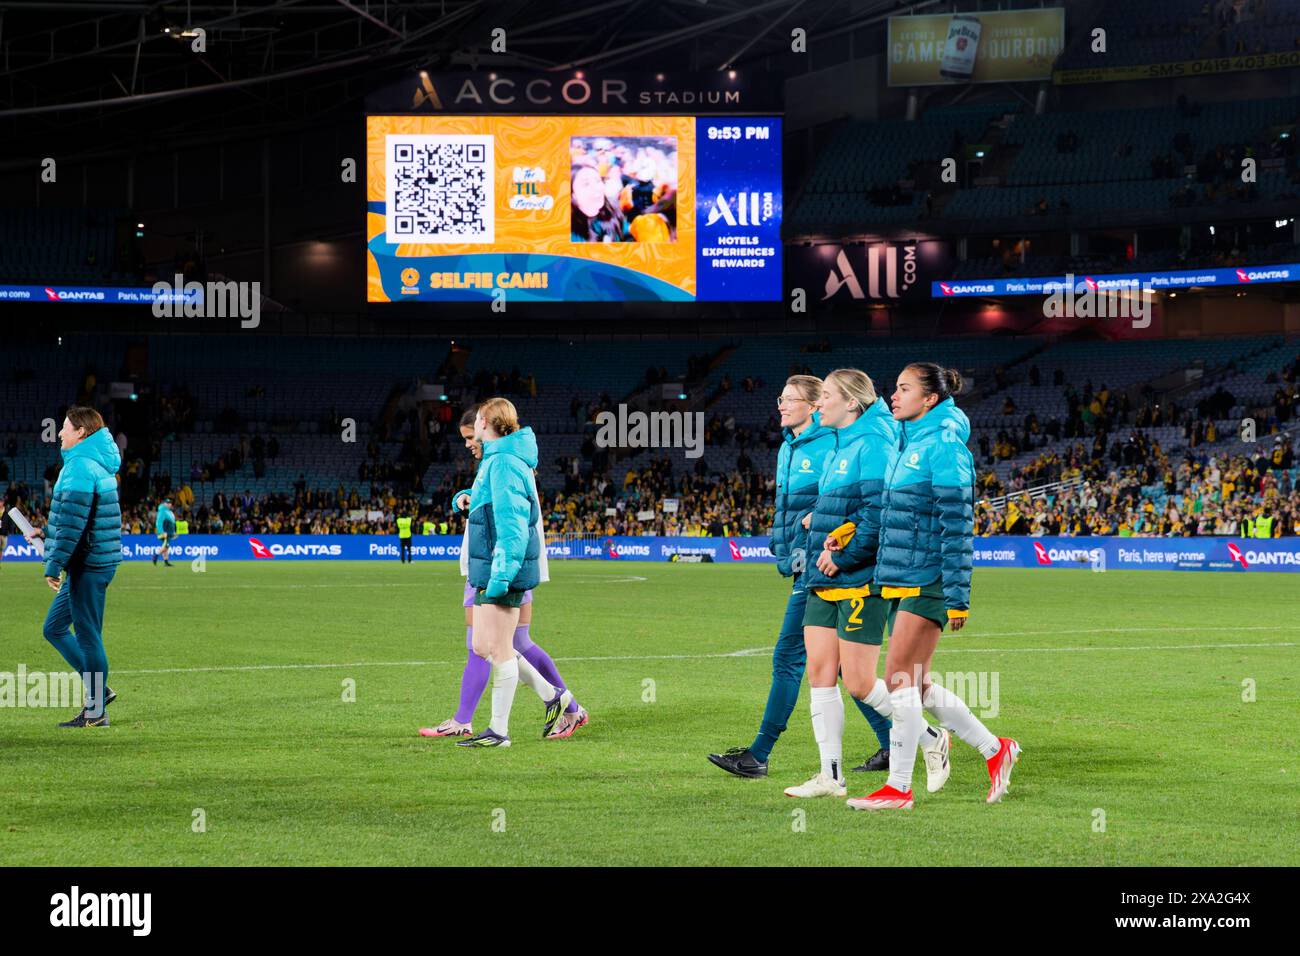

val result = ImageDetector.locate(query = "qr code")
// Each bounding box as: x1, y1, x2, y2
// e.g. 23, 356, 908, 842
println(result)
386, 134, 494, 243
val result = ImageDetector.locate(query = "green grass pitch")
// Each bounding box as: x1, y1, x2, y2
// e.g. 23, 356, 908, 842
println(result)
1, 559, 1297, 866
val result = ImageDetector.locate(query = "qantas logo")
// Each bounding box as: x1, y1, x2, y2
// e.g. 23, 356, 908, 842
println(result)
271, 543, 343, 556
1037, 545, 1103, 564
938, 281, 994, 296
248, 537, 344, 558
1083, 276, 1098, 292
727, 540, 772, 560
43, 287, 104, 301
1239, 548, 1300, 565
1236, 268, 1289, 282
1226, 541, 1249, 568
604, 539, 651, 557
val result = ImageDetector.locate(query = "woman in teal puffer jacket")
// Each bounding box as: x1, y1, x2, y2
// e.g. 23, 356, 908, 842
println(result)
457, 397, 569, 749
847, 363, 1022, 812
31, 406, 121, 728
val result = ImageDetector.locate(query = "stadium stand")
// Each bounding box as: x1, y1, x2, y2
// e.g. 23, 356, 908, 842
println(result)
1055, 0, 1300, 71
0, 209, 131, 285
4, 332, 1297, 541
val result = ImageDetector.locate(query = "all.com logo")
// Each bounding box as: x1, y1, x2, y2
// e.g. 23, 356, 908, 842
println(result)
705, 191, 774, 227
824, 244, 918, 300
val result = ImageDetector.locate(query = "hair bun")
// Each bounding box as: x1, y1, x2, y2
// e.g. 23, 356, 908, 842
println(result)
944, 368, 963, 395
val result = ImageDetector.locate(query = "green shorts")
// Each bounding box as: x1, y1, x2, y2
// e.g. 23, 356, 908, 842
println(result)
885, 579, 951, 631
803, 589, 889, 645
473, 588, 526, 608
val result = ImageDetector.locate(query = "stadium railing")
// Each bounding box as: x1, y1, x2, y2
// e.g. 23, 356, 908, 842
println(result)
545, 532, 605, 559
979, 476, 1084, 510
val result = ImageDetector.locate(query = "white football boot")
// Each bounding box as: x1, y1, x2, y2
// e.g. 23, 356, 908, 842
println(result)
922, 728, 952, 793
783, 772, 848, 798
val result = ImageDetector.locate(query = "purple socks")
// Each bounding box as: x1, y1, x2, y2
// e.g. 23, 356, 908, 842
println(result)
453, 624, 579, 723
453, 626, 491, 725
514, 625, 578, 714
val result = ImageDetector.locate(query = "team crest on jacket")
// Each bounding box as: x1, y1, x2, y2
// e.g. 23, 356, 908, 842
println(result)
836, 458, 849, 474
905, 451, 922, 469
799, 458, 813, 472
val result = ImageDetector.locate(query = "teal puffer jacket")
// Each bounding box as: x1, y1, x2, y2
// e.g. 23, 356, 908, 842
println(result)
43, 427, 122, 578
800, 398, 898, 591
770, 412, 836, 582
466, 427, 543, 597
874, 397, 975, 612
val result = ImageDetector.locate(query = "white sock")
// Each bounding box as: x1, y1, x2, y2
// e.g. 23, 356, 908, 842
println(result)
865, 679, 941, 746
923, 683, 1000, 757
809, 685, 845, 784
514, 652, 556, 702
885, 686, 924, 793
489, 657, 519, 737
862, 678, 893, 717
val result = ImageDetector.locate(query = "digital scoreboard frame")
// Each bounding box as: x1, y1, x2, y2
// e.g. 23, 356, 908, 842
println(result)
365, 71, 783, 304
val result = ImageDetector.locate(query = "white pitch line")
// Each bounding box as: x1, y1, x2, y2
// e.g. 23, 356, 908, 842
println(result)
962, 624, 1295, 638
108, 575, 648, 590
108, 639, 1297, 677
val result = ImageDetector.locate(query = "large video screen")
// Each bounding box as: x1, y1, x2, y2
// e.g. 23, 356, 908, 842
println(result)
887, 8, 1064, 86
366, 115, 782, 303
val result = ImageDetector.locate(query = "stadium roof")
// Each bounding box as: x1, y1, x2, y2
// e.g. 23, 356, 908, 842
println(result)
0, 0, 936, 161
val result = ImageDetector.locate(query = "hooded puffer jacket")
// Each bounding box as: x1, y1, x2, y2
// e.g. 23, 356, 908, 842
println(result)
770, 412, 836, 582
800, 398, 898, 592
874, 397, 975, 613
465, 427, 543, 597
43, 427, 122, 578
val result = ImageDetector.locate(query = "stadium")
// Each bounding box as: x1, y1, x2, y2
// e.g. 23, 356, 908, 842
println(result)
0, 0, 1295, 916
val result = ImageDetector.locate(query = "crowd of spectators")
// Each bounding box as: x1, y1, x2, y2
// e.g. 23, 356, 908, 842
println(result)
977, 444, 1299, 538
6, 344, 1300, 546
974, 351, 1300, 537
539, 456, 772, 537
